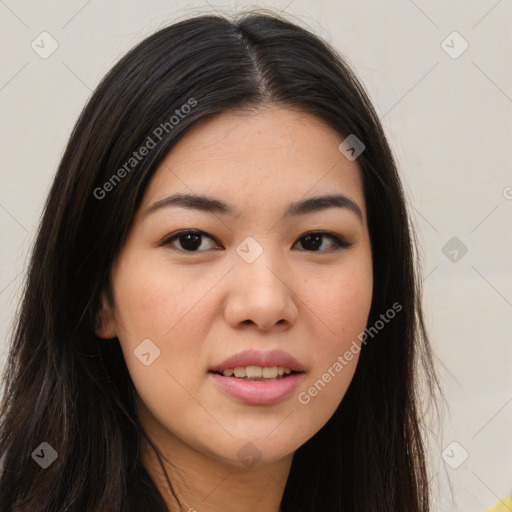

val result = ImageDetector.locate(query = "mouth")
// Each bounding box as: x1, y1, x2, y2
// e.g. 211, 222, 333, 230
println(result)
208, 367, 306, 405
208, 349, 306, 405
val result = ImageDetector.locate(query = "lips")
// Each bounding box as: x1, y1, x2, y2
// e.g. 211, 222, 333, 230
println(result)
209, 372, 305, 405
209, 349, 305, 373
208, 349, 306, 405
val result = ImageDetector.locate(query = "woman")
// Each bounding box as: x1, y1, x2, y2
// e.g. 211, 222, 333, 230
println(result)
0, 10, 440, 512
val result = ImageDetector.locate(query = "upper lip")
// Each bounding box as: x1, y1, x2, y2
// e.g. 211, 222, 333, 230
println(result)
209, 349, 305, 373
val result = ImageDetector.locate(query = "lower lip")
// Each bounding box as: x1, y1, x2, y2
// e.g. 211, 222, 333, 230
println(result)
209, 372, 305, 405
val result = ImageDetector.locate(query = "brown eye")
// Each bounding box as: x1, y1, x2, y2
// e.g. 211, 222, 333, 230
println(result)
295, 232, 353, 252
162, 230, 219, 252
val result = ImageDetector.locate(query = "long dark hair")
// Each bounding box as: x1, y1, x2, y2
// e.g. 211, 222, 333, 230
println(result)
0, 10, 441, 511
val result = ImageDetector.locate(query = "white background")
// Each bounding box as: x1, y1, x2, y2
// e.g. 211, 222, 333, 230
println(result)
1, 1, 511, 511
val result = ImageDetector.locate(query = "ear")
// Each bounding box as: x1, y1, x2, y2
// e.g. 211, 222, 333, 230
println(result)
94, 290, 117, 339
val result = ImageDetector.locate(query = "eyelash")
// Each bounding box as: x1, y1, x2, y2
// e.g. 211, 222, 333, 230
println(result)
161, 230, 353, 253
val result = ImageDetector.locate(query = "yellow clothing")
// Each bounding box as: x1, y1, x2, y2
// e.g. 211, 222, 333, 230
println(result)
484, 496, 512, 512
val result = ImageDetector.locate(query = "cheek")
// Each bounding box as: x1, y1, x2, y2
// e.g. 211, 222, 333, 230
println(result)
111, 257, 219, 429
113, 255, 216, 340
111, 252, 216, 378
303, 280, 371, 389
303, 260, 373, 348
331, 278, 372, 341
294, 259, 372, 430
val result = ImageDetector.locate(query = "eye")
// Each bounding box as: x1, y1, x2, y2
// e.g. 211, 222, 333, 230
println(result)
161, 230, 353, 253
294, 231, 353, 252
161, 230, 220, 252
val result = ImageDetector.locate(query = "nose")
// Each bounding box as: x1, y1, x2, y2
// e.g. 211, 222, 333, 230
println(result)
223, 248, 299, 332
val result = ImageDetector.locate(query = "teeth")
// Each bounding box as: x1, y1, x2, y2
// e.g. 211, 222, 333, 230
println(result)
262, 366, 278, 378
246, 366, 262, 378
233, 367, 246, 378
221, 366, 294, 379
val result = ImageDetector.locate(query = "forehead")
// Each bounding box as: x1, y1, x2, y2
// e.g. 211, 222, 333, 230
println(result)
140, 106, 366, 221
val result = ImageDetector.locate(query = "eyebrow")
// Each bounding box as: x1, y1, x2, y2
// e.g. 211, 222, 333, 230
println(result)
144, 192, 364, 223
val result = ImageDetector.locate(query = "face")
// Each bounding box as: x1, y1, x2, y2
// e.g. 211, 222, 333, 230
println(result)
97, 106, 373, 470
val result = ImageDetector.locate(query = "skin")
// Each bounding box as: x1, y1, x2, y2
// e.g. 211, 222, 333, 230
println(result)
96, 106, 373, 512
